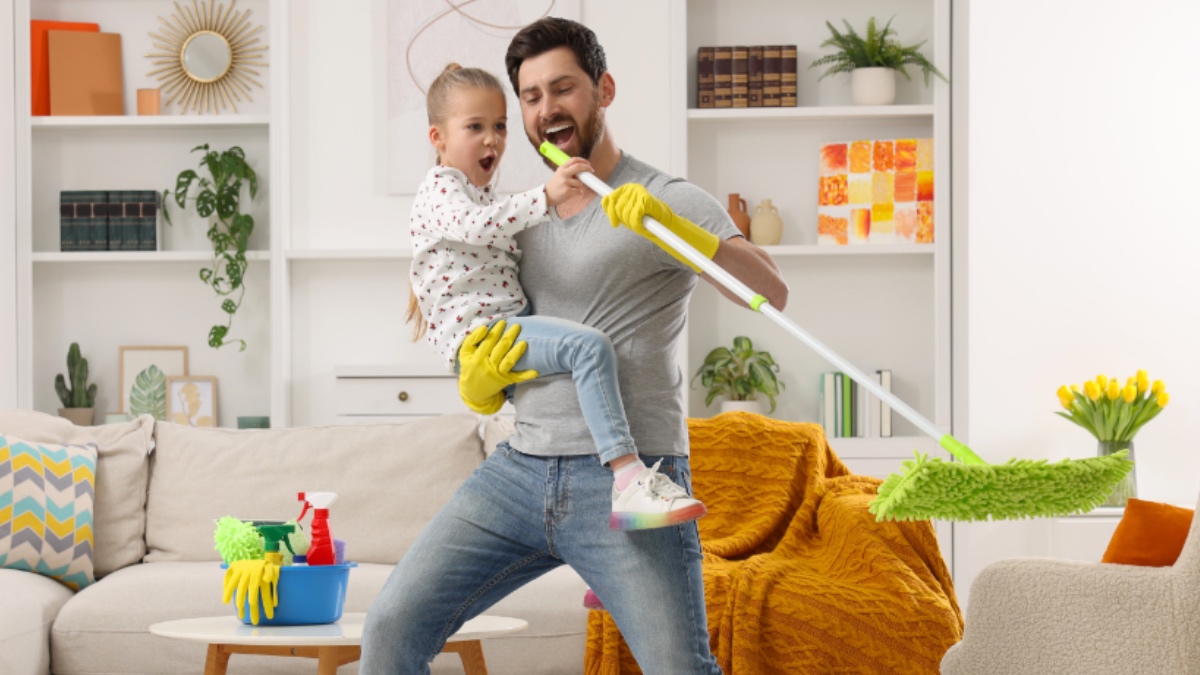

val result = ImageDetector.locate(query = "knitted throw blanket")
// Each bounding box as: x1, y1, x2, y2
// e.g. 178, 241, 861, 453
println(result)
584, 412, 963, 674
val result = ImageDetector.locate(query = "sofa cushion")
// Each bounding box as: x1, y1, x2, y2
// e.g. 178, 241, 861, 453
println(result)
51, 560, 587, 675
1102, 498, 1195, 567
0, 434, 97, 590
0, 410, 155, 577
0, 568, 75, 675
146, 413, 485, 565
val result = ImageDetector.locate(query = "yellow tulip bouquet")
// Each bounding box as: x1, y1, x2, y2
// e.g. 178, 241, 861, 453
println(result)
1055, 370, 1169, 443
1056, 370, 1168, 506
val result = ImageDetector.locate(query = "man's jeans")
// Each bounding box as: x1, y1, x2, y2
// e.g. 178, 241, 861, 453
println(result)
360, 442, 722, 675
459, 314, 638, 465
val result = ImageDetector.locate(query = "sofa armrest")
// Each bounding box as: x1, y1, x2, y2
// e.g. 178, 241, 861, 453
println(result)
942, 558, 1191, 675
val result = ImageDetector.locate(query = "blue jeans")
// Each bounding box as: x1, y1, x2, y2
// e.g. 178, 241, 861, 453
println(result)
464, 315, 638, 465
360, 443, 722, 675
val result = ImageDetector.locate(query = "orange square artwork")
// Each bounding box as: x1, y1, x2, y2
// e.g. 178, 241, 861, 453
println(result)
819, 138, 933, 245
821, 143, 847, 176
818, 175, 848, 206
818, 214, 848, 245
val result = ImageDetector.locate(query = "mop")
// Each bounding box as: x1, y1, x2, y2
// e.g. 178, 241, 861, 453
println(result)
540, 142, 1133, 522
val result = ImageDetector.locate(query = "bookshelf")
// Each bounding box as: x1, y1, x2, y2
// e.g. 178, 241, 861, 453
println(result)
672, 0, 954, 479
14, 0, 288, 425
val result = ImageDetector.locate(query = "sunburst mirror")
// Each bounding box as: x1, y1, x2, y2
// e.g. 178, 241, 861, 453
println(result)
146, 0, 269, 114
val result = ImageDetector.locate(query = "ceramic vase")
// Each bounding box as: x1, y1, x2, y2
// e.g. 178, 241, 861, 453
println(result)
750, 199, 783, 245
727, 193, 751, 239
58, 408, 95, 426
720, 400, 763, 415
1098, 439, 1137, 507
851, 67, 897, 106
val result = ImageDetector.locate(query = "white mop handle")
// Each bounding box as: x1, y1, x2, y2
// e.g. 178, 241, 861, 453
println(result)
543, 144, 945, 442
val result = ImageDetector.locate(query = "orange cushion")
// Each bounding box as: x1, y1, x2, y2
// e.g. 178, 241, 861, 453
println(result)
1101, 498, 1194, 567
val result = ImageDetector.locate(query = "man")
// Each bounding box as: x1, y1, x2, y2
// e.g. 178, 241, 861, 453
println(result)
361, 17, 787, 674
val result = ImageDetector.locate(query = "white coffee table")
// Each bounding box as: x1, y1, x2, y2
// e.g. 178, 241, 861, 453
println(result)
149, 612, 528, 675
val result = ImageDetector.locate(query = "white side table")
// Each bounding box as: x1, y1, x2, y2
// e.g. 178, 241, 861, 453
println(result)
149, 612, 527, 675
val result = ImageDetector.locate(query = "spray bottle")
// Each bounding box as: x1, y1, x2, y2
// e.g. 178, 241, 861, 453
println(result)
298, 492, 337, 566
255, 523, 297, 567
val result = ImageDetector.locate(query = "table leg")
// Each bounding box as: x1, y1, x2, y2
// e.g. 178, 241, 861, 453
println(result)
317, 646, 340, 675
442, 640, 488, 675
204, 644, 231, 675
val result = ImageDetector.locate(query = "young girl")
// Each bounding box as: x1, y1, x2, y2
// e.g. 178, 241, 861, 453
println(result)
406, 63, 705, 531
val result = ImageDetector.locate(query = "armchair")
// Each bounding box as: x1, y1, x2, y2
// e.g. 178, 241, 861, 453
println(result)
941, 491, 1200, 674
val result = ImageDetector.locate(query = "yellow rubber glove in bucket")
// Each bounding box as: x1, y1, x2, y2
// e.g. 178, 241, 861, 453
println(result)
222, 552, 282, 625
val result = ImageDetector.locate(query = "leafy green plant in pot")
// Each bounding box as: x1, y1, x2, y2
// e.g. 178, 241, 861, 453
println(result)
163, 144, 258, 351
56, 342, 97, 426
809, 16, 948, 105
692, 336, 784, 414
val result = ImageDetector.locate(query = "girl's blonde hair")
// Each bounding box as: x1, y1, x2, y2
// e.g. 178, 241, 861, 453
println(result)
408, 64, 506, 342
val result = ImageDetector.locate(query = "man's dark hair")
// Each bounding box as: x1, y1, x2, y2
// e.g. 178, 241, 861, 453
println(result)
505, 17, 607, 94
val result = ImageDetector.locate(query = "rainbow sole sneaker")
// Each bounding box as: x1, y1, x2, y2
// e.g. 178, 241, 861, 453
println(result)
609, 460, 708, 531
583, 588, 605, 610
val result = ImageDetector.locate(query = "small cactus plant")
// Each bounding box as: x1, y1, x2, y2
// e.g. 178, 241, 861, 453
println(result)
55, 343, 97, 409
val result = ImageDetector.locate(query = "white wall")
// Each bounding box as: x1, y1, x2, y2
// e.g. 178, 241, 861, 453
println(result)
287, 0, 674, 424
1, 0, 17, 408
956, 0, 1200, 602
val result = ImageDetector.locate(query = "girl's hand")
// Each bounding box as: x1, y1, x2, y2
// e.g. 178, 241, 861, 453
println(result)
545, 157, 593, 205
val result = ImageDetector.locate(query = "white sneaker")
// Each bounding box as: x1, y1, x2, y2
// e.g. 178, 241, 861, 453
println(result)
609, 460, 707, 530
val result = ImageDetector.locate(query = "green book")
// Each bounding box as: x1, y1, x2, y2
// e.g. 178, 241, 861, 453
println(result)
841, 373, 853, 438
60, 191, 108, 251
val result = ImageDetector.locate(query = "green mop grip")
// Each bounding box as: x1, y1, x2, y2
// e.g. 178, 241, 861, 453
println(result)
539, 141, 976, 463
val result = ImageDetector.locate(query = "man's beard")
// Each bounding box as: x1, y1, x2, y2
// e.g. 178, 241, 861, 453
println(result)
530, 89, 604, 169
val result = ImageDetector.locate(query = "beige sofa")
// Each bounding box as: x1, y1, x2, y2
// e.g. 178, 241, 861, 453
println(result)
0, 410, 587, 675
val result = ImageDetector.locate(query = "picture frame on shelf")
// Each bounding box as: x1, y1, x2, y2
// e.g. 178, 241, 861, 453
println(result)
166, 375, 218, 428
118, 346, 188, 419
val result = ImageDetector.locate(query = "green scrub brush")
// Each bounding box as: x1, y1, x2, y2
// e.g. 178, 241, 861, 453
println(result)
214, 516, 263, 564
539, 142, 1135, 522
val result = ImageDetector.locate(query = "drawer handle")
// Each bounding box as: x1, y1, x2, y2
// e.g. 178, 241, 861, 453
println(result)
398, 391, 409, 402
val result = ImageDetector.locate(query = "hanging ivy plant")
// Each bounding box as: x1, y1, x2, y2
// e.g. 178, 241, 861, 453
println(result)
163, 144, 258, 351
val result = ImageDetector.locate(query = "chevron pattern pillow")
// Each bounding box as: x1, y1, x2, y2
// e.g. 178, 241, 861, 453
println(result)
0, 434, 97, 590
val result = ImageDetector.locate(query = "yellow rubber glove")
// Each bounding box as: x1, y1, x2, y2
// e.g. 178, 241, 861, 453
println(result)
222, 552, 282, 625
457, 320, 539, 414
601, 184, 720, 273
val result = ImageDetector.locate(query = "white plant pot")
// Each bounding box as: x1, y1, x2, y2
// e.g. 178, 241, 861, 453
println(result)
720, 400, 764, 415
851, 67, 897, 106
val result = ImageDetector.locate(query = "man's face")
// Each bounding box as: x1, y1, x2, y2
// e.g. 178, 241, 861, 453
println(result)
516, 46, 606, 168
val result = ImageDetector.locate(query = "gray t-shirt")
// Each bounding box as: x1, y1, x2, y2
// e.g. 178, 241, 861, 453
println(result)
509, 152, 740, 458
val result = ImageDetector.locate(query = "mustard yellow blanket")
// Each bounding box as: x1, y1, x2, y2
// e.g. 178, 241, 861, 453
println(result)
585, 413, 963, 675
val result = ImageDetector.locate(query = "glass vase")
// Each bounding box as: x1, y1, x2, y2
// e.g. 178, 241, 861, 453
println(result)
1098, 439, 1137, 507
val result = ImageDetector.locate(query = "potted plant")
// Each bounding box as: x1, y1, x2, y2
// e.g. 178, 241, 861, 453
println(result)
1055, 370, 1170, 506
55, 342, 97, 426
691, 336, 784, 415
163, 144, 259, 351
809, 16, 948, 105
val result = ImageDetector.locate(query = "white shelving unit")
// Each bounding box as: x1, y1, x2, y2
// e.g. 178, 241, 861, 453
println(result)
670, 0, 954, 485
15, 0, 289, 425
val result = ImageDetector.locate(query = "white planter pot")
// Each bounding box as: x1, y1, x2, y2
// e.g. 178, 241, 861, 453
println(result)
720, 400, 764, 415
851, 67, 897, 106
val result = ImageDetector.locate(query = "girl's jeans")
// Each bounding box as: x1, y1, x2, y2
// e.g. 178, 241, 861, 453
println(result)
360, 443, 722, 675
464, 314, 638, 465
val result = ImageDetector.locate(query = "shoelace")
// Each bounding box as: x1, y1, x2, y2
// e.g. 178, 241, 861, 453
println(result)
642, 461, 690, 501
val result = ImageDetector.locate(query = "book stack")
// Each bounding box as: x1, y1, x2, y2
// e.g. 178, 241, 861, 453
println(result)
819, 370, 892, 438
59, 191, 109, 252
60, 190, 159, 252
697, 45, 798, 109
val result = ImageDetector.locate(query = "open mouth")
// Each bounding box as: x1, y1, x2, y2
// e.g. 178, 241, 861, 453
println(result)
544, 122, 575, 149
479, 156, 496, 172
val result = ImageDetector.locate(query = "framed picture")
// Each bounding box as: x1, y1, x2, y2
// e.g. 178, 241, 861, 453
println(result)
165, 376, 218, 427
118, 346, 188, 418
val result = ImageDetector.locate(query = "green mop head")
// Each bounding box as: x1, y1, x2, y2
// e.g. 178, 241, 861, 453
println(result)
869, 449, 1135, 522
213, 516, 264, 563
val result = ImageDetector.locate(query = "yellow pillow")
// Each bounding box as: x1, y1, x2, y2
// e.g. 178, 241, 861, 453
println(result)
1101, 498, 1194, 567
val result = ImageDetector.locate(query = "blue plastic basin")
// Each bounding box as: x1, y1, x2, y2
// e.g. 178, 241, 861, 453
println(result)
229, 562, 356, 626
